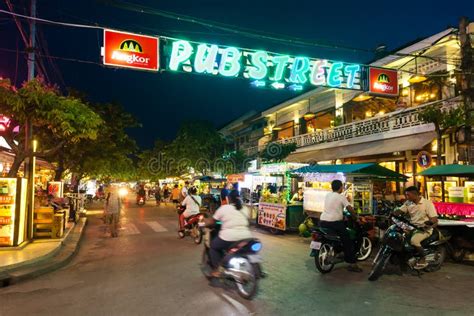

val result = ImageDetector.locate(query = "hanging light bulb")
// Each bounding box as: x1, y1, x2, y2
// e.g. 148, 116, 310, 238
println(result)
408, 56, 427, 84
352, 93, 373, 102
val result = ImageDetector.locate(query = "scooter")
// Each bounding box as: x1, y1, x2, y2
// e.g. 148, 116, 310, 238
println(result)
200, 221, 263, 300
177, 205, 204, 244
309, 212, 373, 274
368, 214, 450, 281
136, 195, 146, 206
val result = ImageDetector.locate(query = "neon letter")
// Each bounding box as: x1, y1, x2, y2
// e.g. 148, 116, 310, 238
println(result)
310, 60, 328, 86
248, 51, 268, 80
344, 64, 360, 89
271, 55, 290, 81
169, 40, 193, 71
328, 62, 343, 87
219, 47, 241, 77
194, 44, 218, 74
289, 57, 310, 84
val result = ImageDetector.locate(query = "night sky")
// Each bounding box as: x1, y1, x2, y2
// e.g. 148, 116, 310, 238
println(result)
0, 0, 473, 148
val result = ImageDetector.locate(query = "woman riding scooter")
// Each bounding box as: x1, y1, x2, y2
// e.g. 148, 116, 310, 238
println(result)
204, 189, 253, 277
179, 187, 202, 232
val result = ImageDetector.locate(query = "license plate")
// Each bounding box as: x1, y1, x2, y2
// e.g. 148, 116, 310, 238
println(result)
247, 254, 262, 263
310, 241, 321, 250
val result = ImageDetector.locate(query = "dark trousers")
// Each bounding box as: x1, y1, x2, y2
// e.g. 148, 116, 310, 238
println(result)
210, 237, 234, 269
320, 220, 356, 264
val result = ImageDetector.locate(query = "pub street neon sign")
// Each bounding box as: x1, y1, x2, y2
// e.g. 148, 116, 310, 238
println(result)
163, 38, 363, 91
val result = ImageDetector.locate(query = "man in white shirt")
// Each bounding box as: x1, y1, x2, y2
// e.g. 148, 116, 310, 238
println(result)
179, 181, 189, 203
320, 180, 362, 272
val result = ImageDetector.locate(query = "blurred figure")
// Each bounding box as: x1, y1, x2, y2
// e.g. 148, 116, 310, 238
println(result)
105, 186, 123, 238
154, 185, 162, 206
171, 184, 180, 204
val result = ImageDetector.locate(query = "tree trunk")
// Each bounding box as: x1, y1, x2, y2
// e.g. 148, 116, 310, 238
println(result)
54, 157, 65, 181
8, 154, 25, 178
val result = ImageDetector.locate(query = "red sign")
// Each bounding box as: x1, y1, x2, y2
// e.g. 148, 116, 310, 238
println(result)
368, 67, 398, 96
103, 29, 159, 71
0, 216, 11, 225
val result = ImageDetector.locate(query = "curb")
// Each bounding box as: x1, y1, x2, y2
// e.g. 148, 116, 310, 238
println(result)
0, 217, 88, 287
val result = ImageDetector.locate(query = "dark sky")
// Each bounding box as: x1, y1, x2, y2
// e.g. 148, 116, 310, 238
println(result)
1, 0, 473, 148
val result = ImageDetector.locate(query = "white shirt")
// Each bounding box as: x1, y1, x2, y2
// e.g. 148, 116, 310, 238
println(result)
181, 186, 188, 197
213, 205, 253, 241
181, 195, 201, 217
320, 192, 350, 222
400, 197, 438, 228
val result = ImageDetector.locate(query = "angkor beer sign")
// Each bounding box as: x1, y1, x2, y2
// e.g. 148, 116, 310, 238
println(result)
163, 39, 362, 91
103, 29, 159, 71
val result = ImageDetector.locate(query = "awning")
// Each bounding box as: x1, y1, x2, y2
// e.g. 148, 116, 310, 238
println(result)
419, 164, 474, 177
292, 163, 407, 181
286, 131, 435, 162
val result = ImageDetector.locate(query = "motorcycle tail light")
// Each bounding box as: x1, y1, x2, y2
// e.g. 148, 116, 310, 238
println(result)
311, 232, 319, 241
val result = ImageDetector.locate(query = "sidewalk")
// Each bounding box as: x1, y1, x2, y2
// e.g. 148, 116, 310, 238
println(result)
0, 217, 87, 287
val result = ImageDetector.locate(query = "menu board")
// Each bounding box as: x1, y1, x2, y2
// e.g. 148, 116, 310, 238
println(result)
0, 178, 17, 246
258, 202, 286, 231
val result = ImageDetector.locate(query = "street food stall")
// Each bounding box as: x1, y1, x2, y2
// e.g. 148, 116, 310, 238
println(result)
292, 163, 407, 217
419, 164, 474, 261
255, 162, 308, 232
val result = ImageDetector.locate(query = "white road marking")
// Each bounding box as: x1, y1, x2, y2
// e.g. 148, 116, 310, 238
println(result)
122, 223, 140, 235
145, 221, 168, 232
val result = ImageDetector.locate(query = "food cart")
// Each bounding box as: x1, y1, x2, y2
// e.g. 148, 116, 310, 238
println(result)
255, 162, 308, 233
419, 164, 474, 261
292, 163, 407, 216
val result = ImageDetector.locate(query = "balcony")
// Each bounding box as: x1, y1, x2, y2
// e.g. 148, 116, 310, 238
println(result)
245, 98, 461, 161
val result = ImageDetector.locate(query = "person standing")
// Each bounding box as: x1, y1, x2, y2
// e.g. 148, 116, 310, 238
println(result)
319, 180, 362, 272
154, 185, 162, 206
171, 184, 180, 204
105, 186, 122, 238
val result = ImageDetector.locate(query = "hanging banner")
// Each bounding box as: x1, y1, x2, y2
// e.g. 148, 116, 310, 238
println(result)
103, 29, 159, 71
368, 67, 399, 96
162, 38, 364, 91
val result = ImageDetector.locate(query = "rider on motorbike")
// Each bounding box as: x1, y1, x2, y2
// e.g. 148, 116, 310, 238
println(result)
204, 189, 253, 277
394, 186, 438, 269
136, 185, 146, 204
319, 180, 362, 272
179, 187, 202, 231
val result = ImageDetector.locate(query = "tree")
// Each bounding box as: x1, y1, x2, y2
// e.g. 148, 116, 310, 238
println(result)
52, 101, 139, 182
0, 78, 102, 177
223, 150, 250, 174
259, 142, 297, 163
166, 121, 225, 175
419, 103, 465, 165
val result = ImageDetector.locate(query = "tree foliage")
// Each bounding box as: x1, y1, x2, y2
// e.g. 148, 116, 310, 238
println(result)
259, 142, 297, 163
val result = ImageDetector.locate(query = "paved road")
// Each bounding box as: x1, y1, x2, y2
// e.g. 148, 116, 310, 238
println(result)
1, 199, 473, 315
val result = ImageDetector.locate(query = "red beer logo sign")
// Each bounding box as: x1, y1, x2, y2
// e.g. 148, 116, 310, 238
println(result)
103, 29, 159, 71
369, 67, 398, 96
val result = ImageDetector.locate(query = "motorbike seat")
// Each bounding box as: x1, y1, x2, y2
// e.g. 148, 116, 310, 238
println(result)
317, 227, 341, 240
226, 238, 257, 253
421, 229, 439, 248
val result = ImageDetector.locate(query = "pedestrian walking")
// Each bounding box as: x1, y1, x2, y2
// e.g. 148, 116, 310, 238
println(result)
105, 186, 122, 238
171, 184, 180, 204
154, 185, 162, 206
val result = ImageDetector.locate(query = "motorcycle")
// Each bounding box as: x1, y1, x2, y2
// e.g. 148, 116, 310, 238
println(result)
310, 213, 373, 274
136, 195, 146, 206
177, 205, 204, 244
368, 214, 450, 281
200, 221, 263, 300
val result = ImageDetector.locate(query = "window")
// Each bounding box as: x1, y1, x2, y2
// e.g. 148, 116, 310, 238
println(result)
276, 121, 294, 139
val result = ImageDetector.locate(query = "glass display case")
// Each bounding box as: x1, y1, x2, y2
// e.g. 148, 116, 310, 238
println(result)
0, 177, 28, 246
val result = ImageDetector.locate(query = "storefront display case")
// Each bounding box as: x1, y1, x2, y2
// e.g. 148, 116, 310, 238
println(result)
0, 177, 28, 247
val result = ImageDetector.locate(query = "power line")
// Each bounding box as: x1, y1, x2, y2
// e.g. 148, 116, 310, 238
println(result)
0, 46, 103, 66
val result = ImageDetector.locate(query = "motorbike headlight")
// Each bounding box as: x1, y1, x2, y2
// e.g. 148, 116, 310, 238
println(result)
251, 242, 262, 253
118, 188, 128, 197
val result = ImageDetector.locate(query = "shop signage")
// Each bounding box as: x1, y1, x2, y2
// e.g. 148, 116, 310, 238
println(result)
103, 29, 159, 71
417, 151, 433, 168
368, 67, 399, 96
258, 202, 286, 230
227, 174, 245, 183
164, 38, 363, 91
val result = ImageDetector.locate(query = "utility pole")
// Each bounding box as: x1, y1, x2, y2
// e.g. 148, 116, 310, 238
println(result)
25, 0, 37, 239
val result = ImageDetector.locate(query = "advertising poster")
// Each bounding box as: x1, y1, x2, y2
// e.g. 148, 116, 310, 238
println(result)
258, 202, 286, 230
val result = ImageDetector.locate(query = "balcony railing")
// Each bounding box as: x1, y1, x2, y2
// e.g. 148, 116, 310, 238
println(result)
245, 98, 461, 157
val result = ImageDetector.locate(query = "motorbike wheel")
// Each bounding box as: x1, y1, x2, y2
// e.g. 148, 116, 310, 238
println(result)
193, 226, 203, 244
424, 245, 447, 272
235, 259, 258, 300
368, 248, 391, 281
357, 237, 373, 261
315, 243, 335, 274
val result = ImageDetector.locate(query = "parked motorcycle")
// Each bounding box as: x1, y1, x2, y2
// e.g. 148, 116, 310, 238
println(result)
310, 213, 373, 273
177, 205, 204, 244
368, 214, 450, 281
200, 221, 263, 300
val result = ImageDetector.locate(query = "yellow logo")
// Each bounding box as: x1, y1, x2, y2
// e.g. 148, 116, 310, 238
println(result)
119, 39, 143, 53
377, 73, 390, 83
